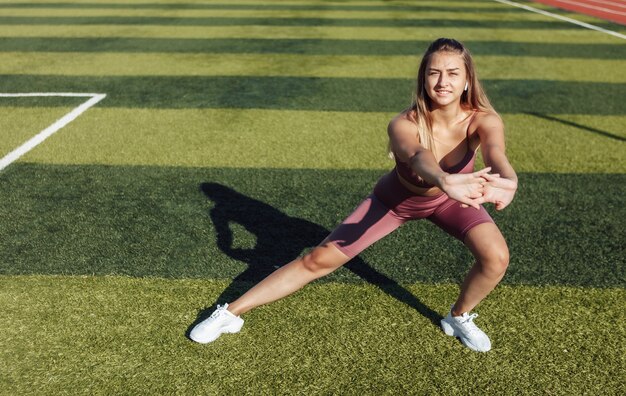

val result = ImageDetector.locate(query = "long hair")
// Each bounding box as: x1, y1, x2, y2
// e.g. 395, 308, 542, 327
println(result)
391, 38, 496, 157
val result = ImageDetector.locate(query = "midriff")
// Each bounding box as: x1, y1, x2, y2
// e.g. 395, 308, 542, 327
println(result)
395, 170, 444, 197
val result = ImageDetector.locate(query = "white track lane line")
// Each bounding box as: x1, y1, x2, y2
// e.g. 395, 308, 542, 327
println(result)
0, 93, 106, 171
551, 0, 626, 15
493, 0, 626, 39
586, 0, 626, 10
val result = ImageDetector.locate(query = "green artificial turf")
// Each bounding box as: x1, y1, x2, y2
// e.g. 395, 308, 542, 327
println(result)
8, 108, 624, 173
2, 37, 625, 59
0, 276, 624, 395
0, 14, 619, 31
0, 25, 620, 43
1, 8, 539, 20
0, 75, 624, 115
1, 0, 624, 394
0, 164, 624, 287
1, 53, 625, 84
0, 106, 80, 157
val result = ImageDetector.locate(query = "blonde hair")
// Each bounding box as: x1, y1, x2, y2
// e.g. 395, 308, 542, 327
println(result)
389, 38, 496, 158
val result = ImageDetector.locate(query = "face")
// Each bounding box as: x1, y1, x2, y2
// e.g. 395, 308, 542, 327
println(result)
424, 51, 467, 108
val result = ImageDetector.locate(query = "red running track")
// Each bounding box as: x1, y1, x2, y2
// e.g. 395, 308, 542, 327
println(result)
531, 0, 626, 25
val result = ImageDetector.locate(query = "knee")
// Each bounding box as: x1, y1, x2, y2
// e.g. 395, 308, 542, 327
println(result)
479, 245, 509, 277
301, 247, 341, 276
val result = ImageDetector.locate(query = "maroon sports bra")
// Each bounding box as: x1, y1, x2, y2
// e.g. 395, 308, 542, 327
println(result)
394, 119, 477, 189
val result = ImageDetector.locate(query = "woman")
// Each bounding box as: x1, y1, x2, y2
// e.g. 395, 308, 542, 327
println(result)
190, 38, 518, 352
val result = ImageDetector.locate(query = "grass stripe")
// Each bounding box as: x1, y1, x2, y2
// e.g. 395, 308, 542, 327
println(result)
0, 93, 105, 171
0, 106, 79, 157
10, 108, 624, 172
0, 0, 506, 6
0, 8, 542, 20
2, 1, 621, 29
0, 75, 623, 115
1, 275, 624, 395
0, 15, 613, 29
0, 2, 524, 13
0, 25, 621, 43
0, 165, 623, 287
1, 37, 624, 59
1, 52, 624, 83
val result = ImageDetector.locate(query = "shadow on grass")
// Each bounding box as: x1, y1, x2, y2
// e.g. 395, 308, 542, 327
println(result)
525, 112, 626, 142
187, 182, 443, 338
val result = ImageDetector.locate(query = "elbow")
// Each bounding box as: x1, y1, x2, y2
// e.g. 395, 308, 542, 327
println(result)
407, 148, 424, 165
393, 146, 419, 164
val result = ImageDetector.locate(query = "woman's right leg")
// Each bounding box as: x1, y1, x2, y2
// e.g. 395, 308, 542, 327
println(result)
227, 241, 351, 316
189, 194, 403, 343
189, 241, 362, 343
227, 194, 404, 316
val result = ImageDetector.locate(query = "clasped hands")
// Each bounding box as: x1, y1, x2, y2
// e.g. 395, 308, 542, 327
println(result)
441, 167, 517, 211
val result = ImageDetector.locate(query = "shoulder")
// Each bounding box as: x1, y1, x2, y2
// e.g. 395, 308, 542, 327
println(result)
470, 110, 504, 137
387, 111, 418, 138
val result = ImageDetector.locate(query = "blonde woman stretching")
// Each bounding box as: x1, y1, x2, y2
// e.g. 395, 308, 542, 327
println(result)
190, 38, 518, 352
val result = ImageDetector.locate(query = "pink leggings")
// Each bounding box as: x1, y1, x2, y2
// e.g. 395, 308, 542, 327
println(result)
326, 171, 494, 259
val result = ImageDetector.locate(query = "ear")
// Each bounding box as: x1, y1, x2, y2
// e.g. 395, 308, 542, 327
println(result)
464, 82, 469, 91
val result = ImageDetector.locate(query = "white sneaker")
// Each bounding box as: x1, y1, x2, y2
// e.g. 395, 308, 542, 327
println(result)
441, 309, 492, 352
189, 303, 244, 344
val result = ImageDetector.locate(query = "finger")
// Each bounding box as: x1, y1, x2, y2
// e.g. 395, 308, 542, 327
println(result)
473, 167, 492, 177
464, 196, 486, 210
481, 173, 501, 182
468, 186, 484, 197
472, 196, 487, 206
468, 190, 483, 199
496, 201, 508, 211
456, 196, 479, 210
471, 176, 489, 185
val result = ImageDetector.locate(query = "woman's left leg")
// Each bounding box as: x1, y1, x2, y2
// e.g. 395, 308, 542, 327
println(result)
452, 222, 509, 316
429, 202, 508, 352
438, 223, 509, 352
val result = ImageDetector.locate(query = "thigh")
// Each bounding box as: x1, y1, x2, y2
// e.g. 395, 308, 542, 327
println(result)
463, 222, 509, 264
428, 197, 494, 242
323, 195, 404, 259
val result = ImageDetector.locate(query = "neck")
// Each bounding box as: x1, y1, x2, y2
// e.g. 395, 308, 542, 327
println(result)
430, 104, 465, 126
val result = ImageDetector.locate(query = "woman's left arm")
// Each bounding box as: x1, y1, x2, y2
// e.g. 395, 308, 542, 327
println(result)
476, 113, 518, 211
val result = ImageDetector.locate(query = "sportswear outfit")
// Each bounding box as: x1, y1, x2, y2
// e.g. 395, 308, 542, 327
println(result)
327, 122, 493, 258
190, 116, 494, 351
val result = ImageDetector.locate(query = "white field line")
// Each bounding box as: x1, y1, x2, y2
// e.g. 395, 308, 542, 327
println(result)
0, 93, 106, 171
493, 0, 626, 40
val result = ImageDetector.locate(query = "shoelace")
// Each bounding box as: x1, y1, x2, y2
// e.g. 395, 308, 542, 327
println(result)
460, 313, 481, 334
209, 304, 227, 319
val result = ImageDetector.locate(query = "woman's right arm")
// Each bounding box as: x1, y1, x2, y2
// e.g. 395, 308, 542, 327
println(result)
388, 118, 489, 209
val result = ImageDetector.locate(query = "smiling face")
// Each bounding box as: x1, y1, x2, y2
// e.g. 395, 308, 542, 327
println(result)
424, 51, 467, 109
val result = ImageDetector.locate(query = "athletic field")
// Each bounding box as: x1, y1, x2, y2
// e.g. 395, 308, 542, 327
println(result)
1, 0, 624, 394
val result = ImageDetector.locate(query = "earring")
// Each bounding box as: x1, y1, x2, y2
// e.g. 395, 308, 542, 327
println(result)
464, 82, 468, 91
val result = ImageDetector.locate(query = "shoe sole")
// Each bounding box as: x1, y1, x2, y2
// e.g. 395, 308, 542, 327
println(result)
441, 318, 490, 353
191, 322, 244, 344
